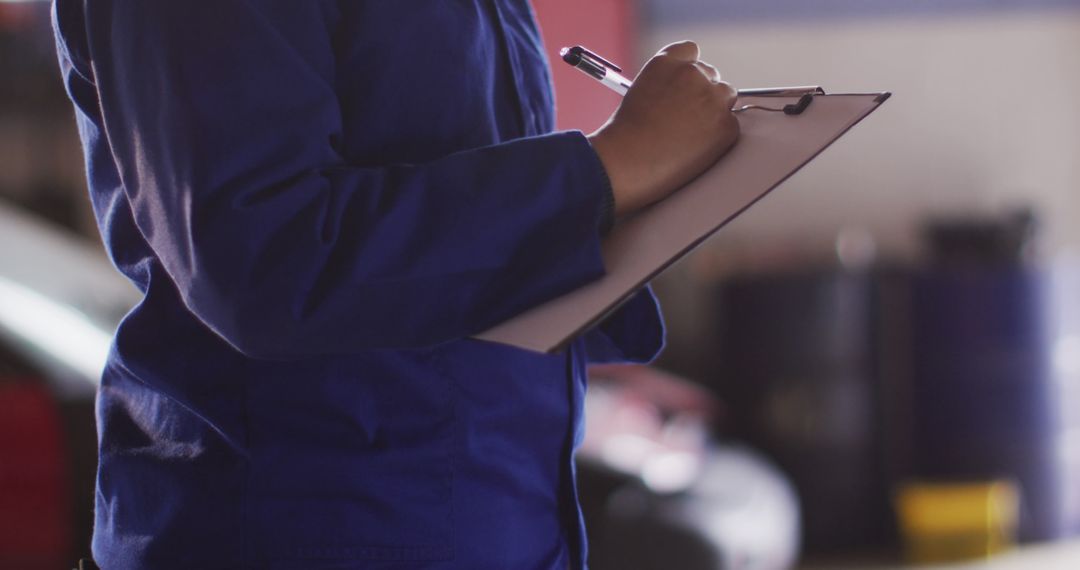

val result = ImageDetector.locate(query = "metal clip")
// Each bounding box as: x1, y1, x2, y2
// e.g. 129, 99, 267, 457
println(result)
734, 92, 817, 115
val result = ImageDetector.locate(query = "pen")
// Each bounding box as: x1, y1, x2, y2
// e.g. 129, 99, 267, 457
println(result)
560, 45, 824, 114
559, 45, 633, 96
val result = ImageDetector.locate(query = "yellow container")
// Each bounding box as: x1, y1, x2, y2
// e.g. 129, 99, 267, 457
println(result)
895, 480, 1020, 564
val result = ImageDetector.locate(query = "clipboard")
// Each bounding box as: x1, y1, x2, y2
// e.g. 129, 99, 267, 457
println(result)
476, 87, 891, 353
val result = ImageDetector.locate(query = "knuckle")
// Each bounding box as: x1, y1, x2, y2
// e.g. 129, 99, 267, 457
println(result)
717, 83, 738, 105
651, 52, 677, 66
674, 61, 704, 81
647, 52, 680, 70
660, 39, 700, 61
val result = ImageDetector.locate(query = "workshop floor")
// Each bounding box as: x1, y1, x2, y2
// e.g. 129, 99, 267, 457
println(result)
800, 539, 1080, 570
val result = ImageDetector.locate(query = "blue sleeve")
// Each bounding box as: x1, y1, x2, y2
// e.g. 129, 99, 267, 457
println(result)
583, 288, 666, 365
79, 1, 613, 358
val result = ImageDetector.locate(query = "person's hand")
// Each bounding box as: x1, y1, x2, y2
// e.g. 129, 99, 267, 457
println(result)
587, 41, 740, 218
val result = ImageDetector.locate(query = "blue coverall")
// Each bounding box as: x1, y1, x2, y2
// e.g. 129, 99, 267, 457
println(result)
53, 1, 664, 568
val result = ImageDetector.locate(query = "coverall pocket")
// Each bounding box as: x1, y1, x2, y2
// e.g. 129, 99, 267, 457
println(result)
245, 351, 456, 563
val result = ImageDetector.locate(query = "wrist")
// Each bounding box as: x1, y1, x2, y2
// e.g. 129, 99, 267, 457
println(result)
587, 128, 640, 218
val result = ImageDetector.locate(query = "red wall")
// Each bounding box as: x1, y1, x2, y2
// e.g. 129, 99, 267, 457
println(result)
531, 0, 636, 133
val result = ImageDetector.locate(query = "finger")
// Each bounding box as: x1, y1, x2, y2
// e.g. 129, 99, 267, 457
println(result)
658, 40, 700, 62
715, 81, 739, 109
693, 61, 721, 83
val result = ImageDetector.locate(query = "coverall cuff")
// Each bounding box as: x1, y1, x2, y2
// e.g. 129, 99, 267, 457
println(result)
596, 167, 616, 236
575, 131, 616, 236
583, 286, 666, 364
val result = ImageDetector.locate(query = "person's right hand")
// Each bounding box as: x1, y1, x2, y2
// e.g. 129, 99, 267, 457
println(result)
587, 41, 740, 218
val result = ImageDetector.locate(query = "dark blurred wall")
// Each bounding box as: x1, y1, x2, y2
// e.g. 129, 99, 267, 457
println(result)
0, 2, 95, 236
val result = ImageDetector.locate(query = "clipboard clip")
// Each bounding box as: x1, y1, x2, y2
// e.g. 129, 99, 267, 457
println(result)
733, 86, 826, 115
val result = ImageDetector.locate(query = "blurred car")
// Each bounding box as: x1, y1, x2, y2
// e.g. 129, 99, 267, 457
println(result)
0, 199, 136, 567
581, 365, 801, 570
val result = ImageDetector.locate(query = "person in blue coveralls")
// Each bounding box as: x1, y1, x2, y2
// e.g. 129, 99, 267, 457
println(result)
52, 1, 739, 568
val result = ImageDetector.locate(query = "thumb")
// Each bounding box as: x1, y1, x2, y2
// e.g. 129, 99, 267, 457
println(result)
658, 40, 700, 62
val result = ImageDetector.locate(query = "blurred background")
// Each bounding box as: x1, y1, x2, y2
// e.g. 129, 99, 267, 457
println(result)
1, 0, 1079, 568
